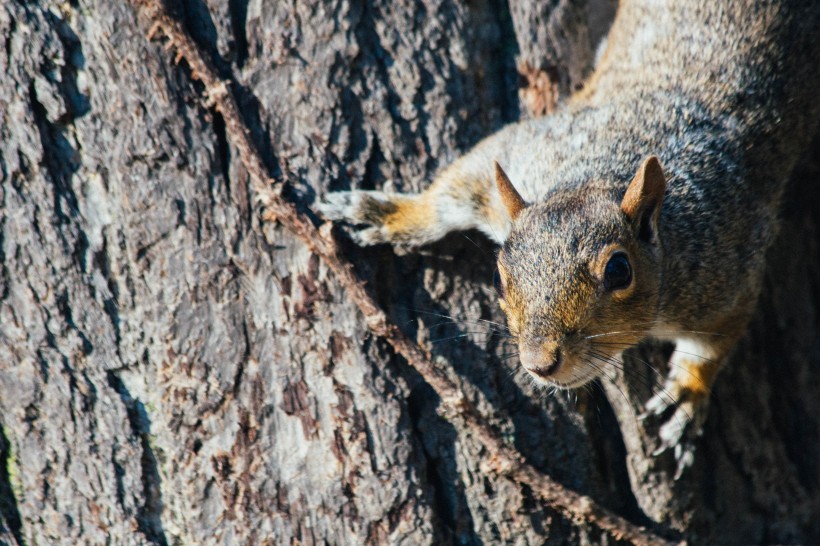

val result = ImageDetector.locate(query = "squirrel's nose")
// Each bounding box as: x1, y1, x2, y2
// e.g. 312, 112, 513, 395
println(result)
519, 345, 562, 379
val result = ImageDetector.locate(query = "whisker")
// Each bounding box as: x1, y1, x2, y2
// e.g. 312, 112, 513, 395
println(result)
586, 350, 690, 423
585, 328, 725, 340
428, 332, 501, 344
665, 348, 716, 364
586, 351, 660, 393
588, 349, 668, 394
401, 307, 508, 331
460, 233, 490, 257
585, 358, 639, 421
590, 341, 715, 390
498, 350, 520, 357
584, 330, 648, 340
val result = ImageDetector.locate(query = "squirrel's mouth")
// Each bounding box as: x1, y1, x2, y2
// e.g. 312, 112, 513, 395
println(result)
525, 358, 562, 380
520, 346, 600, 389
525, 367, 597, 389
519, 345, 562, 379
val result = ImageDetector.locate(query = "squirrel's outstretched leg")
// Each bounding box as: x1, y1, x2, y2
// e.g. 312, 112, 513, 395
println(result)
643, 334, 739, 478
319, 141, 515, 246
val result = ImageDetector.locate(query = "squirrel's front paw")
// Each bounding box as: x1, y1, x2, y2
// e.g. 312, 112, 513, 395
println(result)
641, 376, 711, 480
317, 191, 396, 245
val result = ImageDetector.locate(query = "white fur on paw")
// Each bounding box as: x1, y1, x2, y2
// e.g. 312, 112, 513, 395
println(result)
318, 190, 396, 225
643, 389, 677, 418
316, 191, 360, 221
641, 376, 683, 419
673, 443, 695, 480
349, 226, 389, 246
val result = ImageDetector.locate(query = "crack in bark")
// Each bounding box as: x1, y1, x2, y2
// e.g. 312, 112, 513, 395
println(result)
28, 82, 79, 229
106, 372, 169, 546
583, 381, 652, 528
359, 133, 384, 192
0, 217, 9, 302
349, 1, 418, 159
227, 0, 248, 68
42, 9, 90, 123
212, 111, 232, 203
408, 383, 479, 545
0, 427, 25, 546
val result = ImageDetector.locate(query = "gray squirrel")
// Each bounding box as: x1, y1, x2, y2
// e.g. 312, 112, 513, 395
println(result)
319, 0, 820, 473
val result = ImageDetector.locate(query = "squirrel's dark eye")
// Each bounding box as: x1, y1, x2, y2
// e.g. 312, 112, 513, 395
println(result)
493, 268, 505, 298
604, 252, 632, 291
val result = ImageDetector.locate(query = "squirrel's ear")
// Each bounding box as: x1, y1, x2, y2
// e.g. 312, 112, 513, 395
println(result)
620, 156, 666, 243
494, 161, 527, 220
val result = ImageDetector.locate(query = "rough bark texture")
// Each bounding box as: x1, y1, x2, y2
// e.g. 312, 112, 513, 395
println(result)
0, 1, 817, 545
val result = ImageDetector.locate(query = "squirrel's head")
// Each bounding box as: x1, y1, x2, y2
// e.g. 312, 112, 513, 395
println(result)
493, 157, 666, 388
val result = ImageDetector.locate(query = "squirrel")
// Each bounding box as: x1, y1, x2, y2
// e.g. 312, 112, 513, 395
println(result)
319, 0, 820, 474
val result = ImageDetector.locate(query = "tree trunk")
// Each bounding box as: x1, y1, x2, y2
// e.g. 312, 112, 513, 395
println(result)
0, 1, 818, 545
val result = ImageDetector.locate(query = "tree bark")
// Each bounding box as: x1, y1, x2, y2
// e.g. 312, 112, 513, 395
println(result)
0, 1, 818, 545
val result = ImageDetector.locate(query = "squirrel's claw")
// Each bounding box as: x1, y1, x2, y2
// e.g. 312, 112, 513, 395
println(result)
644, 380, 710, 479
642, 387, 679, 418
672, 443, 696, 481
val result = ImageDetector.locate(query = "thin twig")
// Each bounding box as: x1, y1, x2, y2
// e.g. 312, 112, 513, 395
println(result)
129, 1, 673, 544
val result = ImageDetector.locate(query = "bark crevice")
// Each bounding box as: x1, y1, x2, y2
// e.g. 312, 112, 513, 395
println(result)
0, 428, 24, 546
227, 0, 249, 68
106, 372, 169, 546
408, 383, 480, 545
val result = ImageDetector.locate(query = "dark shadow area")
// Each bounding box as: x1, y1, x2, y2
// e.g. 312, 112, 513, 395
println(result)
228, 0, 249, 67
464, 0, 521, 130
28, 81, 81, 228
43, 9, 91, 121
766, 133, 820, 497
753, 133, 820, 542
581, 380, 654, 528
0, 427, 25, 546
179, 0, 221, 64
408, 382, 481, 545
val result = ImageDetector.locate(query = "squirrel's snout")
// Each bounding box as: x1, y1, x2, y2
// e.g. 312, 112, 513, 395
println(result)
519, 344, 562, 379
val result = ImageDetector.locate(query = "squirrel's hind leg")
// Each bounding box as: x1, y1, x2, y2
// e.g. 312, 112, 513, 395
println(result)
642, 335, 735, 478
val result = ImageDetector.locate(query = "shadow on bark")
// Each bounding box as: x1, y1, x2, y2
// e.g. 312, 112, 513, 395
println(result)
106, 373, 169, 546
0, 427, 24, 546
